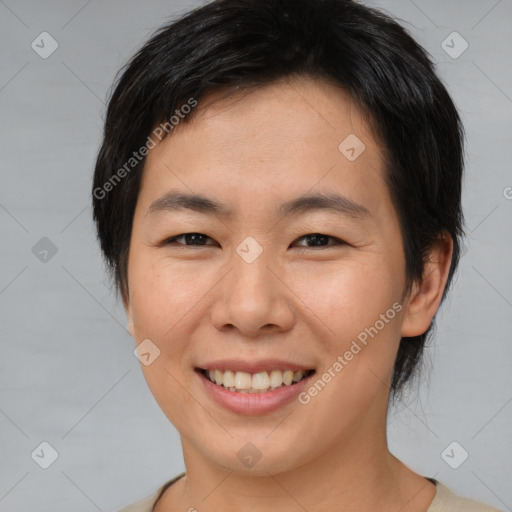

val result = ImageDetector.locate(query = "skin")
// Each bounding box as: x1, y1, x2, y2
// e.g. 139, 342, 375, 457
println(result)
124, 75, 453, 512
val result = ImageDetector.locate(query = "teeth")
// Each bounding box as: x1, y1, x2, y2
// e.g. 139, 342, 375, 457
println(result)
269, 370, 283, 388
234, 371, 252, 390
282, 370, 294, 385
204, 368, 312, 393
252, 371, 270, 390
223, 370, 235, 388
293, 370, 304, 382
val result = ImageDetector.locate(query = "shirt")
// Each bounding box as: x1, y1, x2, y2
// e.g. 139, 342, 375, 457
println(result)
116, 473, 503, 512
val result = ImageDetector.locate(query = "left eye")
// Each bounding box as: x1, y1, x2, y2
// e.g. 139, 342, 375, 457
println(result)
164, 232, 344, 248
292, 233, 345, 248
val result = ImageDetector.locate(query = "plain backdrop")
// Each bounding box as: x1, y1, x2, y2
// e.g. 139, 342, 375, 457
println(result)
1, 1, 511, 511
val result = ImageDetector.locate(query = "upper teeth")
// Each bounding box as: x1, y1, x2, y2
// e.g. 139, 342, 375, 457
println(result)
205, 369, 310, 393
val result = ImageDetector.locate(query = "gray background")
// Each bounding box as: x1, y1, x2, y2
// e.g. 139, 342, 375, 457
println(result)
1, 0, 511, 511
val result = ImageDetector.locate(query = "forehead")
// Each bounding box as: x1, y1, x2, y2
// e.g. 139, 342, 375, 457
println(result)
138, 76, 390, 221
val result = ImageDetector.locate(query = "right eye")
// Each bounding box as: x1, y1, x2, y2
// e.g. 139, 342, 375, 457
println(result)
163, 233, 218, 246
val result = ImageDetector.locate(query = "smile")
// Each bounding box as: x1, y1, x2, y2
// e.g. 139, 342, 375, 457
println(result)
199, 368, 315, 393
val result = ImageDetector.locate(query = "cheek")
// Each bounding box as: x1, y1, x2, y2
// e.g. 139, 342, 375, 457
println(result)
128, 257, 204, 428
292, 259, 404, 406
295, 270, 402, 438
128, 255, 210, 337
291, 260, 401, 344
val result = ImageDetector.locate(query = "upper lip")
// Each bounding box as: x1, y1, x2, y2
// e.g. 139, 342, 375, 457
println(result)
196, 359, 315, 374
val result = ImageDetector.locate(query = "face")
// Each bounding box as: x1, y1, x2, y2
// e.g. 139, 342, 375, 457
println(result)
125, 76, 418, 475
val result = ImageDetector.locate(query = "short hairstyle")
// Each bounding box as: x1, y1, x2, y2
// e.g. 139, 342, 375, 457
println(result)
92, 0, 465, 403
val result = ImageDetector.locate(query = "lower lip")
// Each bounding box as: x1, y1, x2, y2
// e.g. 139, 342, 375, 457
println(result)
197, 370, 315, 415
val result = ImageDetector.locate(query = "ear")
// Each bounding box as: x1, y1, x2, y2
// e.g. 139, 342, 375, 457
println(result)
401, 232, 453, 338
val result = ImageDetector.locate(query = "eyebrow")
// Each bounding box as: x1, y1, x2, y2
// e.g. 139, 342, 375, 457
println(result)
146, 190, 371, 220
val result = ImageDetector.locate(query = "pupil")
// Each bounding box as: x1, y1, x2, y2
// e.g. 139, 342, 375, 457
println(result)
307, 234, 328, 246
186, 233, 205, 245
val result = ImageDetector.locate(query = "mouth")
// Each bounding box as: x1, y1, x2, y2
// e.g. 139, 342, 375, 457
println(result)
196, 367, 316, 393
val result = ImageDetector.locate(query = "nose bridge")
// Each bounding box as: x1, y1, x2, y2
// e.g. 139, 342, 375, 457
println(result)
229, 238, 276, 306
211, 237, 294, 335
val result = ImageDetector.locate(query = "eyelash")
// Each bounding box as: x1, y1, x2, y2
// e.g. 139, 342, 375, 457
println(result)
162, 232, 346, 249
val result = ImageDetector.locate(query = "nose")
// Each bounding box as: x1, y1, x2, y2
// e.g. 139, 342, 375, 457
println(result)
210, 245, 295, 338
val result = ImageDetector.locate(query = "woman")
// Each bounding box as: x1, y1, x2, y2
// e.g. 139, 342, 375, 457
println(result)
92, 1, 501, 510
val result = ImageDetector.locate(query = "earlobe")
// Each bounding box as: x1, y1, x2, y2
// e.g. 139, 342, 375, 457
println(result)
400, 233, 454, 338
127, 316, 135, 338
124, 298, 135, 338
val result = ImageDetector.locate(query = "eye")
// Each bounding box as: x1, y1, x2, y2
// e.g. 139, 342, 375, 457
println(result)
292, 233, 346, 249
164, 233, 218, 246
162, 232, 346, 249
